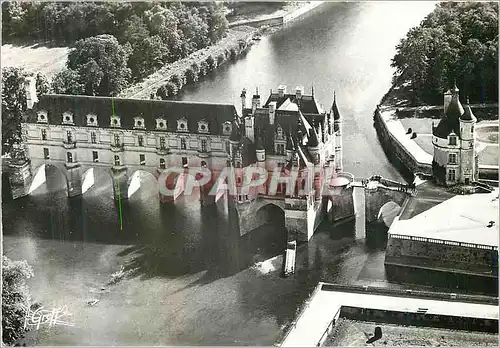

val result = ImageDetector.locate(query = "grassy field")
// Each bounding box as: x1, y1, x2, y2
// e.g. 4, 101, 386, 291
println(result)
1, 44, 70, 80
399, 118, 499, 166
324, 318, 498, 347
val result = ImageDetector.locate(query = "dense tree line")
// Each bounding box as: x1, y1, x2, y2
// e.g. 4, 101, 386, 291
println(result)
155, 39, 248, 100
391, 2, 498, 105
2, 1, 229, 94
2, 256, 34, 346
2, 67, 49, 154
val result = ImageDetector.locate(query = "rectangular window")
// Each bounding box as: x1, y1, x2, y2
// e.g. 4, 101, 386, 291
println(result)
276, 143, 285, 155
114, 155, 120, 166
226, 141, 230, 154
447, 169, 456, 182
67, 152, 73, 163
159, 136, 165, 149
182, 157, 188, 167
449, 136, 457, 145
201, 139, 207, 152
138, 135, 144, 147
448, 153, 457, 164
91, 132, 97, 144
140, 154, 145, 166
181, 138, 187, 150
160, 158, 165, 169
93, 151, 99, 162
43, 148, 49, 159
114, 134, 120, 146
67, 131, 73, 143
41, 129, 47, 140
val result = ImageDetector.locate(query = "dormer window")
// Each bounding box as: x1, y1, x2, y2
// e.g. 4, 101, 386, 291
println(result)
177, 118, 188, 132
449, 135, 457, 146
198, 120, 209, 134
276, 125, 285, 140
223, 121, 232, 136
37, 111, 48, 123
86, 114, 98, 127
134, 117, 145, 129
156, 118, 167, 131
62, 112, 74, 125
110, 115, 121, 127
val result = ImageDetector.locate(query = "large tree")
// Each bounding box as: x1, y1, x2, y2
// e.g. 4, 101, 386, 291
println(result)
2, 256, 34, 346
67, 34, 131, 96
391, 2, 498, 104
1, 67, 50, 155
51, 68, 85, 95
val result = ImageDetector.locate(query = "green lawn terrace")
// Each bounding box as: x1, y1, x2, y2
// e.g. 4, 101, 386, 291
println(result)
399, 118, 499, 167
380, 80, 499, 168
324, 319, 499, 347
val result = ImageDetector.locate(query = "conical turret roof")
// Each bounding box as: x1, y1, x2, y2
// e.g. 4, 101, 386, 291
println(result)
434, 94, 463, 138
461, 98, 476, 122
331, 92, 340, 120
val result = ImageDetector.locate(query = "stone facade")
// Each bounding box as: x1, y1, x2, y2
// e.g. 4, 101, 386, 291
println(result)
14, 83, 349, 244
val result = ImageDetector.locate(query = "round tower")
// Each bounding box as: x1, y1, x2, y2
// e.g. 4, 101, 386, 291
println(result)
459, 98, 477, 184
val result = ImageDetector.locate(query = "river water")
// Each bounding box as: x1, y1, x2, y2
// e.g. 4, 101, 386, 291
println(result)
2, 2, 452, 346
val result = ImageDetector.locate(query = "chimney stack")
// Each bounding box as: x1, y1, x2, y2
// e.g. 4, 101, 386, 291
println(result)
245, 116, 255, 142
240, 88, 247, 114
25, 76, 38, 110
251, 87, 260, 112
278, 85, 287, 98
269, 101, 276, 125
295, 86, 304, 99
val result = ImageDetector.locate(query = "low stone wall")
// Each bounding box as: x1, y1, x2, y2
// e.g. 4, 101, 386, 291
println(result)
385, 234, 498, 277
374, 106, 499, 181
229, 16, 283, 28
373, 108, 431, 179
319, 283, 498, 305
364, 186, 408, 224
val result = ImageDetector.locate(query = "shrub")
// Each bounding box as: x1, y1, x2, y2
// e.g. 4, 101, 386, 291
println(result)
229, 47, 237, 60
198, 61, 208, 77
217, 53, 225, 66
169, 73, 184, 89
205, 55, 216, 71
184, 67, 198, 84
2, 256, 34, 345
164, 81, 178, 96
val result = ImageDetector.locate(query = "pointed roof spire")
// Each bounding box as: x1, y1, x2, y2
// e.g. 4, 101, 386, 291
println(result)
331, 92, 340, 120
452, 80, 459, 94
311, 85, 314, 96
461, 96, 476, 121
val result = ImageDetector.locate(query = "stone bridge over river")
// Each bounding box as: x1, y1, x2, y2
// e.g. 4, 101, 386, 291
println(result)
3, 155, 413, 252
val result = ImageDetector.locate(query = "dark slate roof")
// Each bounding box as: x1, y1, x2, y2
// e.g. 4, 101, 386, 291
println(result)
433, 96, 463, 138
255, 131, 264, 150
25, 94, 238, 135
263, 93, 321, 114
230, 120, 241, 141
240, 137, 257, 166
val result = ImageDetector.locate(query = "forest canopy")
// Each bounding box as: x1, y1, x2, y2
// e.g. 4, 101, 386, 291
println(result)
2, 1, 229, 84
391, 1, 498, 105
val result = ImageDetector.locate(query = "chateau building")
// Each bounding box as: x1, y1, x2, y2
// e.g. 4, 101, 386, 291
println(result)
18, 82, 345, 241
432, 84, 479, 186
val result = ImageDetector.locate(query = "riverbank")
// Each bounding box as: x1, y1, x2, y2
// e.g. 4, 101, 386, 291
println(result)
119, 1, 326, 100
228, 1, 325, 28
118, 25, 257, 99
